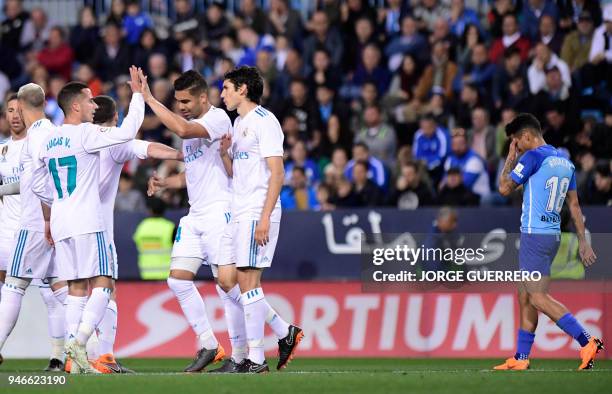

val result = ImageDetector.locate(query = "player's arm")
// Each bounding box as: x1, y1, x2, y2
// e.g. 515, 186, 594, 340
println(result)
498, 140, 521, 196
147, 142, 183, 161
256, 156, 284, 246
137, 69, 211, 139
0, 181, 20, 196
219, 133, 232, 177
566, 190, 597, 267
147, 171, 186, 196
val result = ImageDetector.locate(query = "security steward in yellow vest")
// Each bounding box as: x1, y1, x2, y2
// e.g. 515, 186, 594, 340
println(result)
133, 197, 175, 280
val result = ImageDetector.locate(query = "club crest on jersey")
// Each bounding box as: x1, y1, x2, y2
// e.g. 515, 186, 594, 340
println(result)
0, 145, 7, 162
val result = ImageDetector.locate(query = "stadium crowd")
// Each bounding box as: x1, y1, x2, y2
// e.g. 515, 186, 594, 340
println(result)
0, 0, 610, 211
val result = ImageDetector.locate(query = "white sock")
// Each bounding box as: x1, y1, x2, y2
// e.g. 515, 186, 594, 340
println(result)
167, 277, 218, 350
76, 287, 111, 346
38, 286, 66, 360
264, 300, 290, 339
53, 286, 68, 304
0, 284, 25, 351
216, 284, 247, 362
97, 299, 117, 356
241, 288, 267, 364
65, 295, 87, 341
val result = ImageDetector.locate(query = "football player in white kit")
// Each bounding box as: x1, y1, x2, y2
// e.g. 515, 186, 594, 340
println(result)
220, 66, 303, 373
0, 94, 68, 372
32, 68, 145, 374
0, 85, 69, 369
89, 95, 181, 373
139, 69, 232, 372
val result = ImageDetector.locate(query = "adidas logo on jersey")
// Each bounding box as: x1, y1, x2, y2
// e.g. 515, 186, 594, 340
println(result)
25, 268, 33, 274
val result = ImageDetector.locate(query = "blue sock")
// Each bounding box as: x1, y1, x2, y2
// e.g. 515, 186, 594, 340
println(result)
514, 329, 535, 360
556, 313, 591, 347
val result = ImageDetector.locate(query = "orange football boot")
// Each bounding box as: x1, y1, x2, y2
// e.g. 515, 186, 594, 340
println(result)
92, 353, 121, 374
578, 338, 604, 370
493, 357, 530, 370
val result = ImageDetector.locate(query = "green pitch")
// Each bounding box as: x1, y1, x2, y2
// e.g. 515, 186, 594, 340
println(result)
1, 358, 611, 394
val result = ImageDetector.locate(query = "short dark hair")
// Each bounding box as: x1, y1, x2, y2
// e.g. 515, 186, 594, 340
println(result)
505, 113, 542, 137
147, 197, 167, 216
292, 166, 306, 176
4, 93, 18, 108
58, 81, 89, 115
353, 141, 370, 151
174, 70, 208, 96
354, 160, 369, 171
223, 66, 264, 104
92, 95, 117, 125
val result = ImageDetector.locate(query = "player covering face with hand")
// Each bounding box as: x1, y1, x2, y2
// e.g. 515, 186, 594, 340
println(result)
495, 113, 602, 371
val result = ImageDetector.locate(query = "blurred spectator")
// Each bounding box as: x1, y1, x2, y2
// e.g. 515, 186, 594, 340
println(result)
123, 0, 153, 45
116, 172, 147, 212
529, 66, 571, 117
536, 14, 564, 55
236, 0, 268, 35
75, 64, 102, 97
274, 48, 304, 100
324, 146, 349, 186
340, 0, 376, 40
106, 0, 126, 26
284, 141, 320, 185
134, 28, 167, 74
456, 23, 483, 69
385, 54, 421, 107
413, 0, 450, 32
345, 142, 387, 189
527, 43, 571, 95
469, 107, 498, 170
92, 22, 131, 82
558, 0, 601, 30
70, 6, 100, 64
268, 0, 303, 44
351, 160, 382, 206
412, 114, 449, 182
324, 114, 352, 153
448, 0, 481, 39
384, 16, 427, 70
303, 11, 343, 71
380, 0, 408, 38
436, 167, 480, 206
37, 27, 74, 81
415, 40, 457, 102
443, 128, 491, 198
489, 13, 531, 64
354, 104, 397, 166
175, 36, 205, 74
22, 7, 51, 52
172, 0, 205, 41
387, 161, 434, 209
315, 183, 335, 211
281, 166, 319, 210
280, 78, 321, 140
453, 43, 496, 95
148, 53, 169, 81
45, 76, 65, 125
590, 112, 612, 159
488, 0, 517, 39
493, 47, 528, 109
560, 10, 594, 72
1, 0, 31, 52
454, 83, 482, 128
343, 16, 376, 73
352, 44, 391, 95
329, 176, 359, 207
315, 84, 349, 140
543, 105, 572, 148
587, 5, 612, 89
582, 162, 612, 205
350, 81, 378, 131
520, 0, 559, 41
308, 48, 342, 91
203, 2, 232, 48
429, 18, 456, 51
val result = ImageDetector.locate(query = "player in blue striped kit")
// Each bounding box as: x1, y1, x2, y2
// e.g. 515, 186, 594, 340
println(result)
495, 113, 603, 370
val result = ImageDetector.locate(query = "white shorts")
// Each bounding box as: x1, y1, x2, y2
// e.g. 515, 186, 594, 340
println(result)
7, 229, 57, 279
171, 210, 230, 270
55, 231, 114, 281
0, 230, 16, 272
218, 220, 280, 269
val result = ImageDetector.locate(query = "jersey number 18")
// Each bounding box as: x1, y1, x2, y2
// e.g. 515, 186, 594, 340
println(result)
545, 176, 569, 213
49, 155, 77, 199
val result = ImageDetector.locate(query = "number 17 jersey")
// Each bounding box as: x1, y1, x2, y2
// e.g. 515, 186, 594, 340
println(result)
510, 144, 576, 234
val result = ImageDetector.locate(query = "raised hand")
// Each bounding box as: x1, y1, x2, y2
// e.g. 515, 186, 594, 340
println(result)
127, 65, 142, 93
137, 68, 153, 102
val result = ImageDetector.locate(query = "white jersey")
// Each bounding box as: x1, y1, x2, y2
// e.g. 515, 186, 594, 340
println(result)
184, 105, 232, 215
99, 139, 150, 242
0, 138, 24, 234
19, 118, 55, 232
231, 105, 283, 222
32, 93, 144, 241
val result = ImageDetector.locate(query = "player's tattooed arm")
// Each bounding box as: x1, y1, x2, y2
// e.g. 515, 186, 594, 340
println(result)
498, 140, 520, 196
219, 133, 232, 177
566, 190, 597, 267
255, 156, 284, 246
147, 171, 187, 196
137, 69, 211, 139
